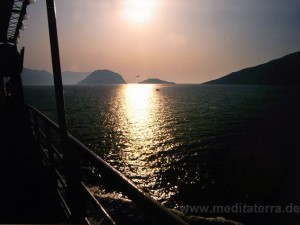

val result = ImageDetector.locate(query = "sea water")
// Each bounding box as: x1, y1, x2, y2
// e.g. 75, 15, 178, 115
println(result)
24, 84, 300, 222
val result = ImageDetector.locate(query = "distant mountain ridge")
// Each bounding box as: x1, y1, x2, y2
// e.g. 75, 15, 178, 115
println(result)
22, 68, 53, 85
62, 71, 90, 85
204, 51, 300, 85
22, 68, 91, 85
77, 70, 126, 85
139, 78, 175, 84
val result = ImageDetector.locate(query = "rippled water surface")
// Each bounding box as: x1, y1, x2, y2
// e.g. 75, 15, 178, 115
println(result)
24, 84, 300, 211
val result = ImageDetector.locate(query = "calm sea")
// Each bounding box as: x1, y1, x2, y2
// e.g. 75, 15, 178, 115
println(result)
24, 84, 300, 222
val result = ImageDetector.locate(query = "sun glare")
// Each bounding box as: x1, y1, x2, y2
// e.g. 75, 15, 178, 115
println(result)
123, 0, 159, 24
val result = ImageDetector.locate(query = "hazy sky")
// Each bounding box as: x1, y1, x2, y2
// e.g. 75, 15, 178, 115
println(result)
19, 0, 300, 83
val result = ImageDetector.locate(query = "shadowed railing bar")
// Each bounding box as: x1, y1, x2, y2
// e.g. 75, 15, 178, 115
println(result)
44, 121, 55, 164
32, 111, 41, 143
81, 182, 116, 225
56, 189, 71, 220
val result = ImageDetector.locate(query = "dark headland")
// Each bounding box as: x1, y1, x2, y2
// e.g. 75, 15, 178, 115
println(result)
139, 78, 175, 84
77, 70, 126, 85
204, 51, 300, 85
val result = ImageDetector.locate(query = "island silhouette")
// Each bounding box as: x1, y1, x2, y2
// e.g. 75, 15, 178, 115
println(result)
77, 70, 126, 85
139, 78, 175, 84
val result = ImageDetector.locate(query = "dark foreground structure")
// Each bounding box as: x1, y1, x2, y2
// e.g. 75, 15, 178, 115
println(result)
0, 1, 194, 224
2, 1, 298, 225
0, 100, 68, 223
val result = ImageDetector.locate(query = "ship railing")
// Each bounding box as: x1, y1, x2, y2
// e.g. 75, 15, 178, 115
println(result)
26, 103, 188, 225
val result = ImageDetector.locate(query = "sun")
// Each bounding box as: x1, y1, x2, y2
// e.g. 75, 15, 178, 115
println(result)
123, 0, 159, 24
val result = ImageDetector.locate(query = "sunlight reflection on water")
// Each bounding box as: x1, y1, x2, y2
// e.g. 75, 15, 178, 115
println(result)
118, 84, 177, 200
123, 84, 156, 149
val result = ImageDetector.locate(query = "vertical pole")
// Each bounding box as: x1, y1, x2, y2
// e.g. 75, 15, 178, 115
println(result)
45, 0, 67, 139
45, 0, 86, 223
15, 46, 25, 103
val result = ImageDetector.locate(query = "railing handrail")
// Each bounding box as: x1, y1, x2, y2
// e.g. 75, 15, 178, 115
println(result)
26, 103, 188, 225
27, 104, 60, 132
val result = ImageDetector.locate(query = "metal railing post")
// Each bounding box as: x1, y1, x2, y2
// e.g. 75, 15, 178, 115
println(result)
33, 111, 41, 144
15, 46, 25, 103
45, 0, 86, 223
44, 122, 54, 164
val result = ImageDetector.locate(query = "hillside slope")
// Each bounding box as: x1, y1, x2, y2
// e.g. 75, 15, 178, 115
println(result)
205, 51, 300, 85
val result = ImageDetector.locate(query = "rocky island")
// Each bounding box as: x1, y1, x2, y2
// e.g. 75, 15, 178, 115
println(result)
139, 78, 175, 84
77, 70, 126, 85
